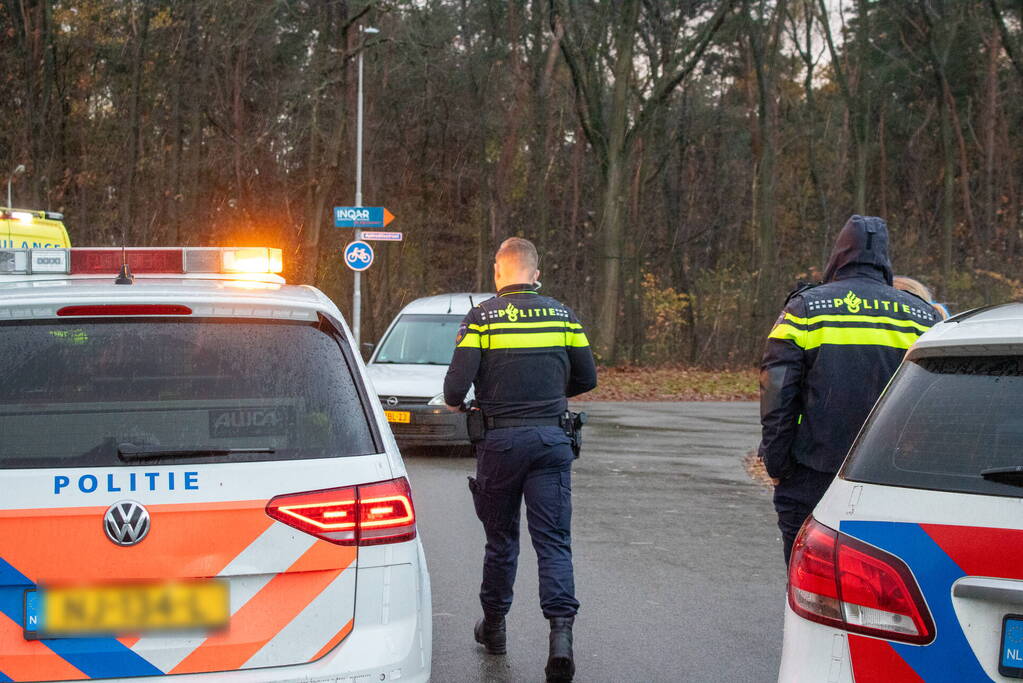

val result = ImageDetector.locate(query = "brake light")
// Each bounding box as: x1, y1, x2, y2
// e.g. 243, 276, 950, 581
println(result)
266, 477, 416, 546
788, 518, 934, 645
57, 305, 193, 317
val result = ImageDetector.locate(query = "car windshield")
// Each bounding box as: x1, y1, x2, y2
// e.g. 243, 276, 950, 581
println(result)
0, 319, 376, 468
842, 355, 1023, 498
374, 314, 463, 365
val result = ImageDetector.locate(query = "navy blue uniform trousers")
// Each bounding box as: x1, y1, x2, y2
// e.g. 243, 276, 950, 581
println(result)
469, 425, 579, 619
773, 462, 835, 565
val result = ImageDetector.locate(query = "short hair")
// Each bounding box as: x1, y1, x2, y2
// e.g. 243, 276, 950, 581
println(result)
495, 237, 538, 272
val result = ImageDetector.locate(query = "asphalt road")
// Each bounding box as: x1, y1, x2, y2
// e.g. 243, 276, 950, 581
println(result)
403, 401, 786, 683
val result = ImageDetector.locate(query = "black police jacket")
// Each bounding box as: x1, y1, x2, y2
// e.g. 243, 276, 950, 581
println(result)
443, 283, 597, 418
758, 216, 938, 478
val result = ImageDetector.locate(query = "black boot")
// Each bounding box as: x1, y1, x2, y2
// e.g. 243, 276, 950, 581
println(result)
545, 616, 575, 682
474, 612, 507, 654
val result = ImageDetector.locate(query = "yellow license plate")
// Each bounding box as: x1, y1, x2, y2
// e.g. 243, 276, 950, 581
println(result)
385, 410, 411, 424
25, 580, 229, 637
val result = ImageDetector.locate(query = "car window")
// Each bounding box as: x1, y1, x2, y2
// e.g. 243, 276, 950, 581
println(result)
0, 319, 376, 468
842, 355, 1023, 498
374, 314, 463, 365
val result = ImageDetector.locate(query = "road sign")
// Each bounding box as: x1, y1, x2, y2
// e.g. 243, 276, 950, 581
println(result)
333, 206, 395, 228
360, 231, 403, 242
343, 241, 374, 271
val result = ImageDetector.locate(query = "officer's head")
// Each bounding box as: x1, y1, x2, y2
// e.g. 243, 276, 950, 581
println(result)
494, 237, 540, 290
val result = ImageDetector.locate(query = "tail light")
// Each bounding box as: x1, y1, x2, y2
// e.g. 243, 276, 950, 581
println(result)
266, 477, 416, 546
788, 517, 935, 645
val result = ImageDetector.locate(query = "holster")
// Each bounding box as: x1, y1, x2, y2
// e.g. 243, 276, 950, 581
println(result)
465, 400, 486, 443
561, 410, 588, 459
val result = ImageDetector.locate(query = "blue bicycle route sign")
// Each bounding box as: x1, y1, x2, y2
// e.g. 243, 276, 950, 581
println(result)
343, 241, 374, 271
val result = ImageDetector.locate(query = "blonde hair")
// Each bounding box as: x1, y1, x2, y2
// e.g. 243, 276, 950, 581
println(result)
893, 276, 933, 302
894, 276, 948, 320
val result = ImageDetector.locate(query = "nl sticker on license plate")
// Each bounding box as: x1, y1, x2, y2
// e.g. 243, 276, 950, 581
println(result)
1001, 614, 1023, 678
24, 580, 229, 639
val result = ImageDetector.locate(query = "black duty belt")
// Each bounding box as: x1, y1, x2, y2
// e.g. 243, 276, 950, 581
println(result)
485, 416, 563, 429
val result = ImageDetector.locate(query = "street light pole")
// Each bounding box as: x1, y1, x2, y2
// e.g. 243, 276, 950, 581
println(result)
7, 165, 25, 208
352, 26, 379, 349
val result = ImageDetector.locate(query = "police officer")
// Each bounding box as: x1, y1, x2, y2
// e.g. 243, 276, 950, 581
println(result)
444, 237, 596, 683
759, 215, 938, 564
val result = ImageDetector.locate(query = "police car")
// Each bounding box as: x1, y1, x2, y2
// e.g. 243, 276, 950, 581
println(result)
0, 247, 431, 682
779, 303, 1023, 682
366, 293, 492, 448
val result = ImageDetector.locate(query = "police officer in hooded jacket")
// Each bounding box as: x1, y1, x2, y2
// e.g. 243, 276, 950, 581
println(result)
758, 215, 938, 564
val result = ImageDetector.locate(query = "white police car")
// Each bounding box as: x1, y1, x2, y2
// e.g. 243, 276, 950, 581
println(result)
0, 247, 431, 682
779, 303, 1023, 682
366, 293, 492, 448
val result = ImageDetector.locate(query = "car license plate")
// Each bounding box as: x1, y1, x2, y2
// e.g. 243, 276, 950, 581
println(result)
1001, 614, 1023, 678
385, 410, 411, 424
24, 580, 229, 639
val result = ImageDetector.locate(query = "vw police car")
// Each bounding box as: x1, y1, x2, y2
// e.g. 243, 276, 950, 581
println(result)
366, 293, 492, 448
779, 303, 1023, 682
0, 247, 431, 682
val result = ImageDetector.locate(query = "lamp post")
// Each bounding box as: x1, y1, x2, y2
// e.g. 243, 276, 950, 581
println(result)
352, 25, 379, 349
7, 164, 25, 208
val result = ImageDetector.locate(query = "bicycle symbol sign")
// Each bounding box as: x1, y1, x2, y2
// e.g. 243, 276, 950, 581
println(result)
343, 240, 374, 271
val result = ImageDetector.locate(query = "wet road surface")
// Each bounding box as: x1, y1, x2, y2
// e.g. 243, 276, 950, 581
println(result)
404, 401, 785, 683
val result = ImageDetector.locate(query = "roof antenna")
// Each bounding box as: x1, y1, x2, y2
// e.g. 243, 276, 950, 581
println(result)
115, 243, 134, 285
447, 294, 453, 314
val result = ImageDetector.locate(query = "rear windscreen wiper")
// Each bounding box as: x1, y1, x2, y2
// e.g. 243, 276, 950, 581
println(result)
117, 443, 275, 461
980, 466, 1023, 487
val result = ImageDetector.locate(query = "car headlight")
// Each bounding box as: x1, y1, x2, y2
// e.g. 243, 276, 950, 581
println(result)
427, 393, 446, 406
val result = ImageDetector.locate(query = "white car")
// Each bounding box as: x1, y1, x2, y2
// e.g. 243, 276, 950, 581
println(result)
366, 292, 492, 448
779, 303, 1023, 682
0, 247, 431, 682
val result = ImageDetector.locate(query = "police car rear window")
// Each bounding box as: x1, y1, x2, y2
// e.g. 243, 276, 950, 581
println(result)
0, 319, 377, 468
842, 356, 1023, 498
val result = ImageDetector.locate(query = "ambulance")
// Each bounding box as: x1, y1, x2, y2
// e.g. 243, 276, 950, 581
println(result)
0, 208, 71, 249
0, 247, 431, 682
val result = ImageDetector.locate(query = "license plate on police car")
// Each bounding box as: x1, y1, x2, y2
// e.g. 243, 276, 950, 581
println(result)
385, 410, 411, 424
1001, 614, 1023, 678
24, 580, 229, 639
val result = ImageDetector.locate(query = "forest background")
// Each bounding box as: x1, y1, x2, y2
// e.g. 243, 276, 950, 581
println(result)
4, 0, 1023, 368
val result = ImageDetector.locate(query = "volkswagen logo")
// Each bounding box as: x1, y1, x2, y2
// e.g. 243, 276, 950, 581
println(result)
386, 396, 399, 407
103, 501, 151, 546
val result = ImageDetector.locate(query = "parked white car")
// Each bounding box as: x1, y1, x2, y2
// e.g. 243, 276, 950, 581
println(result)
366, 293, 492, 448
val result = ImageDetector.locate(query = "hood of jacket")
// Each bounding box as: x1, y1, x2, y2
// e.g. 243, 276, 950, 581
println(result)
822, 215, 894, 285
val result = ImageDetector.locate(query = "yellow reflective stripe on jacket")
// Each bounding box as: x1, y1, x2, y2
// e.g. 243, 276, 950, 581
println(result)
469, 320, 585, 332
769, 322, 919, 350
566, 331, 590, 347
782, 312, 931, 333
457, 332, 482, 348
482, 332, 567, 349
800, 326, 920, 350
768, 323, 805, 346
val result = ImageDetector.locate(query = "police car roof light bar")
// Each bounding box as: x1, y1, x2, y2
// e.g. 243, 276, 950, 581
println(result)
0, 247, 284, 276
